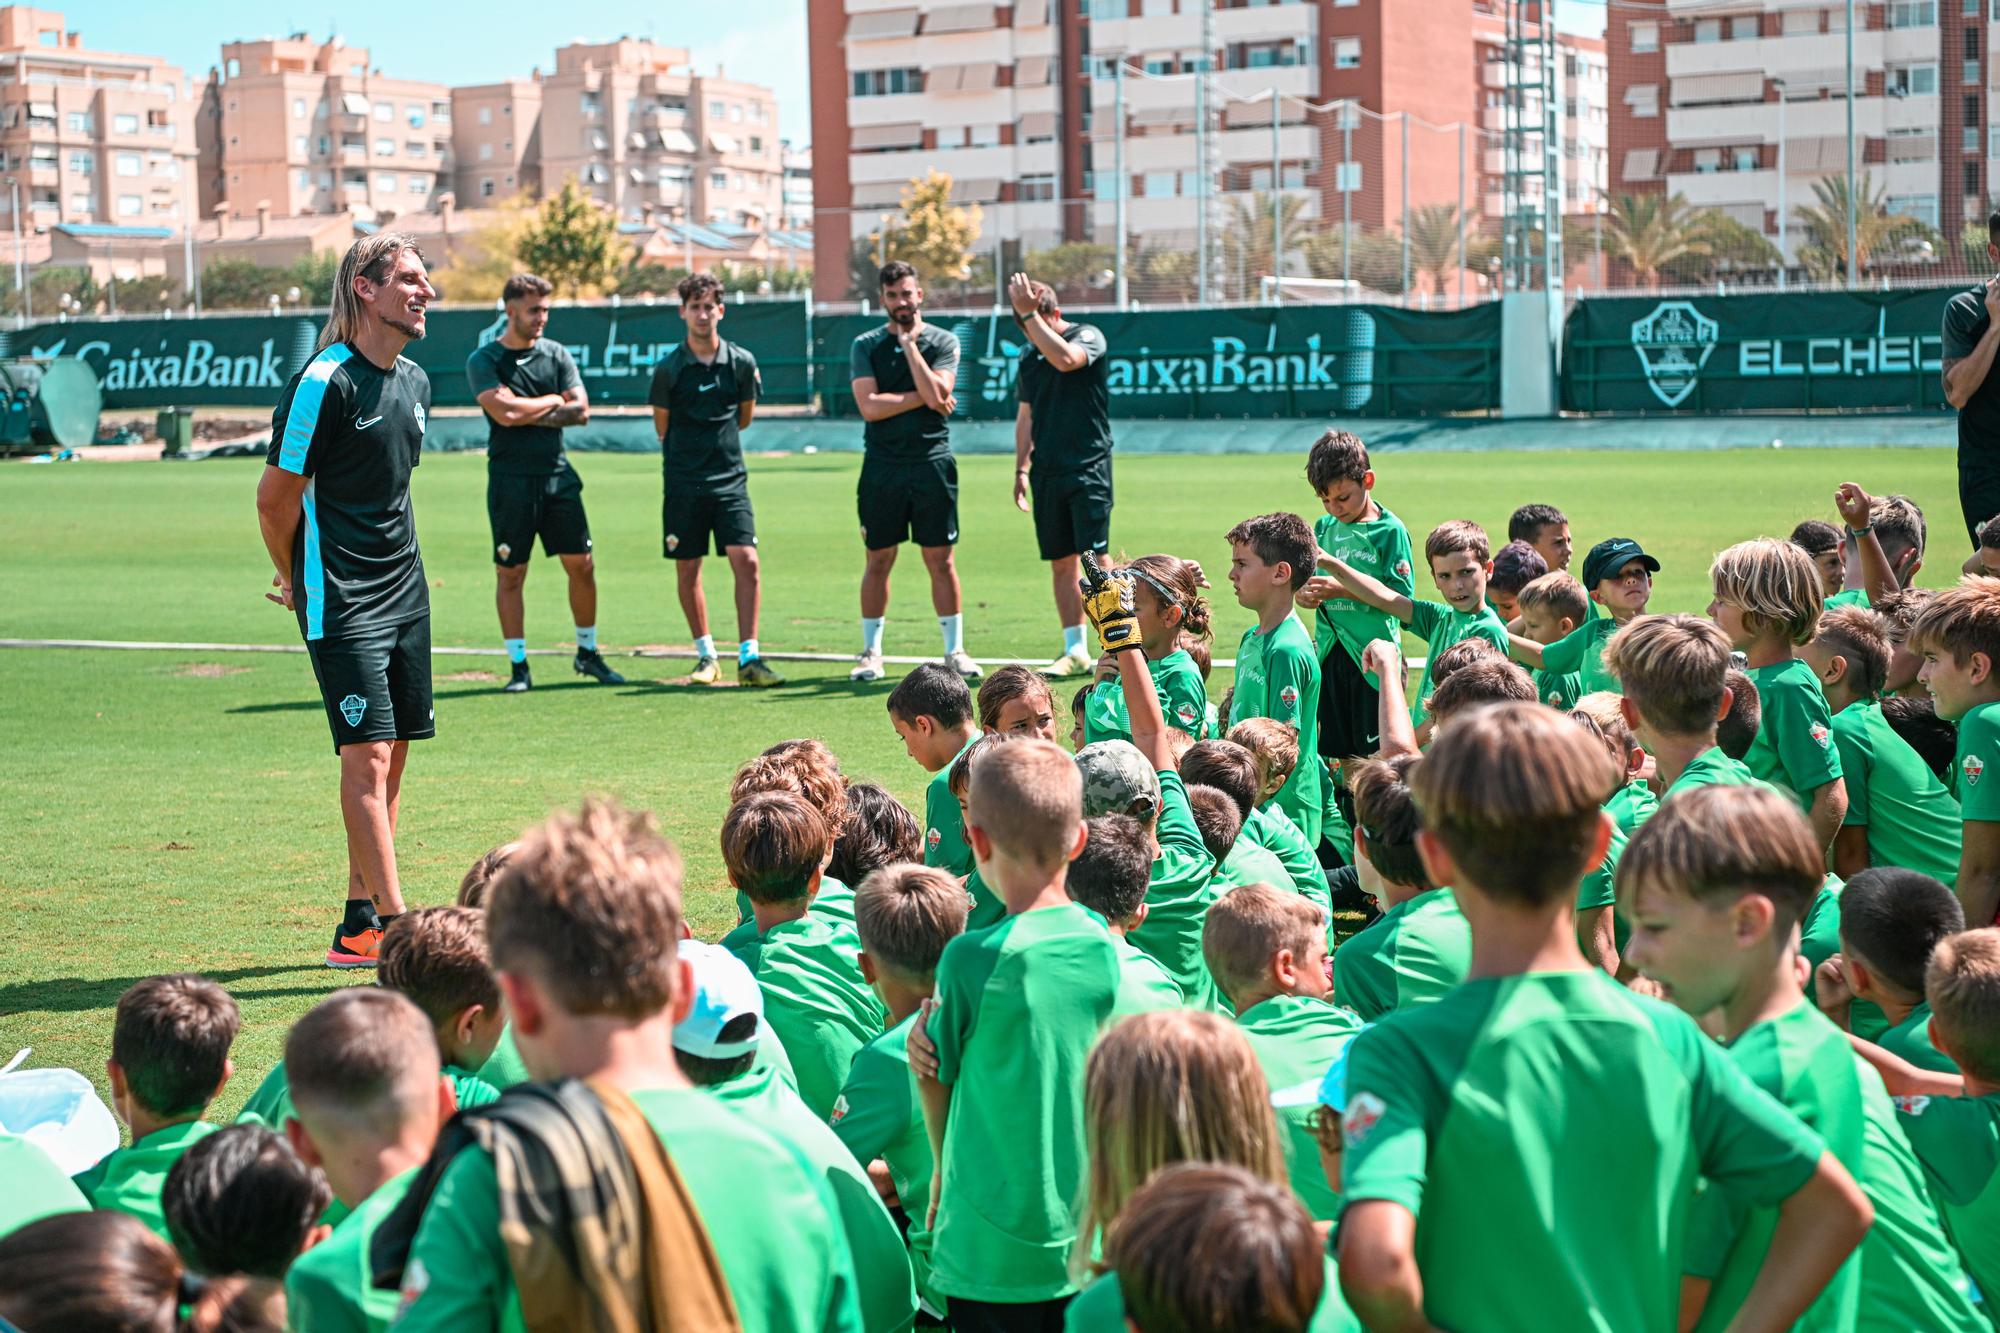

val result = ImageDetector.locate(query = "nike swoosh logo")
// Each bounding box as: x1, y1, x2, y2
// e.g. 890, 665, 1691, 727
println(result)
355, 415, 384, 429
697, 382, 718, 392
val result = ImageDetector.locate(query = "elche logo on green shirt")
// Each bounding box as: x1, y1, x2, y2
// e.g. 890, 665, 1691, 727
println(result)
1810, 723, 1830, 750
1174, 701, 1199, 729
1894, 1095, 1932, 1115
1967, 755, 1986, 788
1394, 559, 1411, 580
926, 827, 942, 852
1279, 685, 1299, 709
1344, 1091, 1386, 1145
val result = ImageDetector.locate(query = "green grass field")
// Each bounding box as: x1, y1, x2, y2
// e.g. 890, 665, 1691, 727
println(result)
0, 445, 1965, 1120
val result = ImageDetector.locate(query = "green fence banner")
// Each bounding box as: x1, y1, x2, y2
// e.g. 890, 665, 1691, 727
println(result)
1562, 287, 1958, 414
812, 303, 1502, 420
0, 301, 812, 411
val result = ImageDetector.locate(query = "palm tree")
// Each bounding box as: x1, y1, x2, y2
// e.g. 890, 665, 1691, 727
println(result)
1403, 205, 1466, 296
1793, 173, 1936, 280
1600, 193, 1716, 288
1221, 192, 1315, 298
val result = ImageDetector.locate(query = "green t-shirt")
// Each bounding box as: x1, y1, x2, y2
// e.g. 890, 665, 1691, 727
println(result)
1063, 1256, 1361, 1333
1799, 877, 1844, 1008
926, 902, 1119, 1302
1541, 617, 1622, 697
1605, 779, 1659, 838
1663, 747, 1758, 800
1230, 612, 1323, 845
725, 912, 887, 1121
392, 1085, 864, 1333
830, 1012, 940, 1314
1083, 650, 1210, 743
924, 734, 980, 879
1954, 701, 2000, 829
283, 1167, 418, 1333
1108, 934, 1185, 1021
1341, 972, 1826, 1333
477, 1026, 531, 1090
1742, 658, 1844, 808
709, 1064, 917, 1333
1535, 667, 1585, 711
1576, 813, 1627, 915
727, 878, 858, 947
1127, 771, 1223, 1010
238, 1059, 499, 1132
1879, 1003, 1958, 1075
1826, 589, 1871, 611
1406, 599, 1511, 727
1832, 700, 1961, 884
1852, 1073, 1987, 1331
961, 868, 1006, 932
70, 1120, 217, 1241
1895, 1090, 2000, 1318
1331, 889, 1471, 1023
1684, 1002, 1865, 1333
1238, 994, 1362, 1222
0, 1131, 87, 1241
1242, 804, 1334, 920
1216, 839, 1296, 899
1314, 507, 1414, 678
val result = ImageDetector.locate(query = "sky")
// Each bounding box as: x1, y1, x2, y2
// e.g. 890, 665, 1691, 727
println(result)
84, 0, 1605, 147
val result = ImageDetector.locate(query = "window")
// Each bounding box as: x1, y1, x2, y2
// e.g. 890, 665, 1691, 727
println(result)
1730, 15, 1758, 38
375, 172, 398, 192
292, 98, 306, 118
851, 68, 924, 96
1333, 37, 1361, 69
1968, 160, 1984, 195
406, 105, 425, 128
1970, 124, 1984, 151
1144, 56, 1174, 74
1888, 192, 1939, 226
750, 135, 763, 152
1335, 160, 1362, 190
1695, 18, 1721, 41
432, 101, 450, 124
64, 111, 88, 132
711, 170, 728, 190
1989, 124, 2000, 156
730, 104, 743, 122
115, 152, 141, 177
373, 102, 392, 122
296, 169, 312, 190
116, 194, 142, 216
1694, 147, 1721, 172
479, 105, 492, 124
407, 175, 428, 195
294, 136, 308, 156
113, 113, 139, 134
375, 137, 395, 156
68, 151, 92, 174
1733, 146, 1759, 171
1630, 21, 1658, 53
481, 177, 495, 197
69, 192, 91, 214
478, 142, 493, 160
1141, 171, 1174, 197
969, 123, 999, 147
580, 94, 600, 118
317, 135, 330, 155
710, 100, 726, 117
1970, 91, 1983, 123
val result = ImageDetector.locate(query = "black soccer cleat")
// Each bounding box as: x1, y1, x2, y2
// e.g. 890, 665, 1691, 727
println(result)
574, 648, 626, 685
504, 661, 533, 693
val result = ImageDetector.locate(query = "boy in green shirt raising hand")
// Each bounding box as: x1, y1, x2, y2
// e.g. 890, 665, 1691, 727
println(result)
1622, 787, 1984, 1333
1910, 576, 2000, 924
1336, 703, 1870, 1333
1226, 512, 1326, 846
1508, 537, 1658, 698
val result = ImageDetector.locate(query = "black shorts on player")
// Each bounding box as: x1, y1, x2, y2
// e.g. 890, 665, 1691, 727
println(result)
663, 484, 757, 559
858, 453, 958, 550
304, 617, 435, 754
1029, 464, 1112, 561
488, 468, 591, 567
1318, 645, 1380, 766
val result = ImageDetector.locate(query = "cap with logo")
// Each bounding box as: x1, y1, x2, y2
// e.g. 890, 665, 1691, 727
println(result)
672, 939, 764, 1060
1075, 740, 1162, 820
1580, 538, 1661, 591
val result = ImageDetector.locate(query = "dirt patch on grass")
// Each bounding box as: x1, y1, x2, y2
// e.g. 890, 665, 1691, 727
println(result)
178, 663, 250, 677
439, 670, 502, 683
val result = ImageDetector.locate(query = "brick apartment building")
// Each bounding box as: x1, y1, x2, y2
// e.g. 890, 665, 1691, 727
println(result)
1608, 0, 1968, 266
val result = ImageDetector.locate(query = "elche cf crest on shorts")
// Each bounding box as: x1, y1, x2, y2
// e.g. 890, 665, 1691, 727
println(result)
665, 533, 680, 552
1966, 754, 1986, 787
339, 693, 368, 726
1810, 722, 1830, 749
495, 542, 512, 562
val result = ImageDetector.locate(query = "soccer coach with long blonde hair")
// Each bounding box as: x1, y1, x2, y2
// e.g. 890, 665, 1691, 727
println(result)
255, 233, 436, 970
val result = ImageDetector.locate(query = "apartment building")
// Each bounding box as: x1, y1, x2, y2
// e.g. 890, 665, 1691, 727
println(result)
451, 77, 542, 203
200, 33, 451, 224
1470, 11, 1609, 221
0, 6, 197, 232
782, 138, 814, 230
1608, 0, 1969, 264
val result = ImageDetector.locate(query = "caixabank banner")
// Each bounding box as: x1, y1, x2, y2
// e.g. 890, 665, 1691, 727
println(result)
1562, 287, 1960, 414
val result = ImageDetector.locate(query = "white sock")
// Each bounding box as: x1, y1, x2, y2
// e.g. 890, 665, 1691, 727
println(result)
694, 634, 716, 660
939, 613, 964, 655
862, 618, 885, 654
574, 625, 597, 652
505, 638, 527, 664
739, 637, 759, 666
1062, 623, 1087, 657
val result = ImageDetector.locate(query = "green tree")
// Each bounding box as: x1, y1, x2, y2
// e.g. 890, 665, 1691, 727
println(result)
1220, 192, 1314, 299
1300, 226, 1406, 296
1597, 193, 1720, 288
1794, 172, 1937, 280
1661, 211, 1778, 285
101, 274, 178, 314
427, 197, 534, 303
1024, 241, 1114, 293
516, 178, 628, 298
870, 171, 982, 290
1404, 205, 1467, 296
195, 259, 289, 311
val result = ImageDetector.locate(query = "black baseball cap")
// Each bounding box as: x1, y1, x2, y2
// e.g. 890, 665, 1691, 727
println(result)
1581, 538, 1661, 590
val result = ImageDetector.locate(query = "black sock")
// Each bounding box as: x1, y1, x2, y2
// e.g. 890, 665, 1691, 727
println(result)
376, 911, 401, 933
342, 898, 379, 931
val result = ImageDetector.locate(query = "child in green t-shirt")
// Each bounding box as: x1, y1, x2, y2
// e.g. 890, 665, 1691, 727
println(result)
1622, 786, 1984, 1333
1509, 537, 1659, 697
1851, 927, 2000, 1316
282, 989, 450, 1333
1067, 814, 1187, 1020
1793, 517, 1847, 600
887, 662, 981, 878
944, 734, 1011, 930
1188, 783, 1292, 896
720, 789, 886, 1119
1332, 754, 1470, 1022
1320, 519, 1510, 735
1816, 868, 1966, 1075
1909, 578, 2000, 925
979, 665, 1062, 742
723, 739, 859, 933
1487, 540, 1546, 625
71, 975, 239, 1241
675, 939, 917, 1333
378, 907, 507, 1099
1337, 703, 1868, 1332
1230, 716, 1350, 867
1708, 537, 1849, 848
1509, 501, 1576, 581
391, 797, 863, 1332
162, 1123, 328, 1282
1202, 882, 1358, 1223
1081, 554, 1212, 744
834, 863, 970, 1323
1601, 613, 1759, 798
1183, 739, 1332, 917
1067, 682, 1090, 753
1571, 692, 1658, 835
1517, 570, 1589, 710
1226, 512, 1326, 845
1804, 605, 1963, 883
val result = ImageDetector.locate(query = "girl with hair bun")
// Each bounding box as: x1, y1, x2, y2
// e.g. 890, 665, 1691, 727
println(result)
1081, 553, 1214, 745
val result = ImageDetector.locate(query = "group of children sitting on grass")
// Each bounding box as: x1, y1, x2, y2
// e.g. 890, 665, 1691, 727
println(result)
6, 427, 2000, 1333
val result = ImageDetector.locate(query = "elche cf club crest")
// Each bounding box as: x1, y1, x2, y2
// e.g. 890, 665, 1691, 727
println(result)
926, 827, 942, 852
1631, 301, 1719, 409
1810, 722, 1830, 750
339, 694, 368, 727
1966, 754, 1986, 788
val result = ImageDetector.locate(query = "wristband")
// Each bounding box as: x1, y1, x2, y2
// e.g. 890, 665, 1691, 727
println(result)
1848, 523, 1873, 538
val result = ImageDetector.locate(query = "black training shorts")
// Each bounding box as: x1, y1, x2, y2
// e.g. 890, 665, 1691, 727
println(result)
858, 453, 958, 550
488, 468, 591, 567
304, 616, 435, 754
662, 481, 757, 559
1029, 464, 1113, 562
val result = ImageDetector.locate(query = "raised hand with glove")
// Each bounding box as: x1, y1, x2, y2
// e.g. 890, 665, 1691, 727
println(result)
1078, 552, 1141, 654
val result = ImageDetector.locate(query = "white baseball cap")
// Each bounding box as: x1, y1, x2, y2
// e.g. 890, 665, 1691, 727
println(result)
672, 939, 765, 1060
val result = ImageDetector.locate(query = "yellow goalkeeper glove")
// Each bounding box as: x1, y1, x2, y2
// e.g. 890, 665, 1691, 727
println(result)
1079, 552, 1141, 654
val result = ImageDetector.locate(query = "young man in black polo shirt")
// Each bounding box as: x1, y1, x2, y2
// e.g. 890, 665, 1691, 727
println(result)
256, 233, 435, 969
646, 272, 781, 687
847, 261, 980, 684
465, 272, 624, 693
1008, 271, 1114, 678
